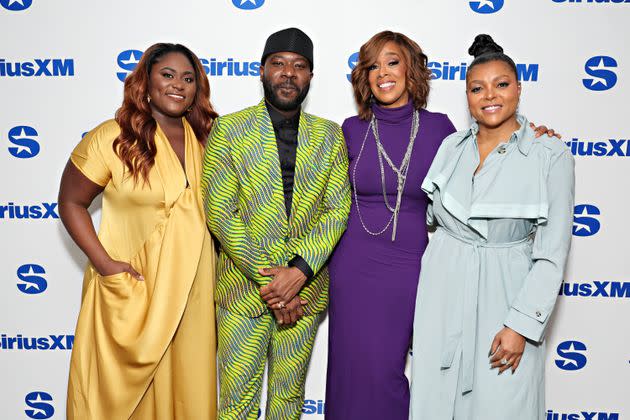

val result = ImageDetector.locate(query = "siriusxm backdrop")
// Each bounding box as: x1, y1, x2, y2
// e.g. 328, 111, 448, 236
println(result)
1, 0, 629, 419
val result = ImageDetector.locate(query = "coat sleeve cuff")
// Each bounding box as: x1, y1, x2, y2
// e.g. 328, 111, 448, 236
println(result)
504, 307, 546, 343
288, 255, 314, 279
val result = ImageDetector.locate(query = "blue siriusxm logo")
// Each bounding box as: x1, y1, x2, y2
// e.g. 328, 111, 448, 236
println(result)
232, 0, 265, 9
1, 334, 74, 350
583, 56, 617, 91
257, 399, 324, 417
566, 137, 630, 157
17, 264, 47, 294
555, 340, 587, 371
547, 411, 619, 420
117, 50, 260, 81
8, 125, 39, 158
302, 399, 325, 415
116, 49, 143, 82
560, 281, 630, 299
469, 0, 504, 13
0, 58, 74, 77
0, 0, 32, 11
428, 61, 539, 81
347, 52, 359, 81
573, 204, 600, 237
24, 392, 54, 419
0, 202, 59, 219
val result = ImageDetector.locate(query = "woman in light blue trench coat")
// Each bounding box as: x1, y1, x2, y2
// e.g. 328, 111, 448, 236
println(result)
409, 35, 575, 420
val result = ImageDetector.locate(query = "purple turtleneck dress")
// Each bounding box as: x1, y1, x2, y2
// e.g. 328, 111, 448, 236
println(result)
325, 102, 456, 420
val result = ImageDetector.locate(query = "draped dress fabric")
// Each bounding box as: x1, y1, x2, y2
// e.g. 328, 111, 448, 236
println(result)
66, 119, 217, 419
325, 102, 455, 420
410, 117, 574, 420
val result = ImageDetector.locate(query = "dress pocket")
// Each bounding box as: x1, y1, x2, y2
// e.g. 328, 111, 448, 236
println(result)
98, 271, 129, 285
96, 268, 145, 304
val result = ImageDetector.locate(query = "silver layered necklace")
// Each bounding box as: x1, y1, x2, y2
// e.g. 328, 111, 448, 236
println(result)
352, 109, 419, 241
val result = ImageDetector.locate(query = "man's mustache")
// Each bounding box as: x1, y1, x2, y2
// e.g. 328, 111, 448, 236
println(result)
275, 81, 299, 90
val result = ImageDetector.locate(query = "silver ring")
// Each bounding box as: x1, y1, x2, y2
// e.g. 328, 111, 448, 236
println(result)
500, 358, 509, 366
278, 302, 286, 309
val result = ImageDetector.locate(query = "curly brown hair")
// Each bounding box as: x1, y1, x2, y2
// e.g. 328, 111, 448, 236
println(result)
114, 43, 218, 184
351, 31, 431, 120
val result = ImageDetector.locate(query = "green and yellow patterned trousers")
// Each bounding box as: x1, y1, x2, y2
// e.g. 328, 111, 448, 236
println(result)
217, 306, 319, 420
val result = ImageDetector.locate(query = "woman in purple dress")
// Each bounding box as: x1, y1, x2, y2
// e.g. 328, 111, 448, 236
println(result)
325, 31, 456, 420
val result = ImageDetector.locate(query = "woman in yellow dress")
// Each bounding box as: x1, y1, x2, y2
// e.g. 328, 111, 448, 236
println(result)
58, 43, 218, 419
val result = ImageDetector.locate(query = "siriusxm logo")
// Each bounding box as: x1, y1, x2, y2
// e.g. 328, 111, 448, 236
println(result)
347, 52, 359, 81
0, 202, 58, 219
302, 400, 325, 415
17, 264, 47, 294
567, 138, 630, 157
7, 125, 39, 158
573, 204, 600, 236
232, 0, 265, 9
560, 281, 630, 298
1, 334, 74, 350
547, 410, 619, 420
116, 49, 143, 82
0, 0, 32, 11
257, 400, 324, 417
583, 56, 617, 91
25, 392, 54, 419
117, 50, 260, 81
469, 0, 504, 13
0, 58, 74, 77
428, 61, 539, 81
555, 340, 587, 371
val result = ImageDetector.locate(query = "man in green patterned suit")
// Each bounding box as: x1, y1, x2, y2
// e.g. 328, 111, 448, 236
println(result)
201, 28, 351, 419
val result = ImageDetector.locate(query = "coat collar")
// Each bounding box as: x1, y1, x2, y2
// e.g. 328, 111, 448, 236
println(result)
461, 114, 535, 156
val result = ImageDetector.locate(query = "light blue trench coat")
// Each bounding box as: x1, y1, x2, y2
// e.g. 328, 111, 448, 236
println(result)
410, 116, 575, 420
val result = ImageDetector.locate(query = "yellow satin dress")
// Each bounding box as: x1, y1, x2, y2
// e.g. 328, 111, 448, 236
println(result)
66, 119, 216, 419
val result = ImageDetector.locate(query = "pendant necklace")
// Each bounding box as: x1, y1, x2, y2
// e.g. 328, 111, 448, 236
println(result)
352, 109, 419, 241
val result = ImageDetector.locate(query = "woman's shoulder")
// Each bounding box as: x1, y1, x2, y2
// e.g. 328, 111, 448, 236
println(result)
419, 109, 458, 140
524, 126, 573, 164
82, 119, 121, 147
419, 108, 454, 125
534, 134, 571, 156
437, 127, 471, 150
341, 114, 367, 131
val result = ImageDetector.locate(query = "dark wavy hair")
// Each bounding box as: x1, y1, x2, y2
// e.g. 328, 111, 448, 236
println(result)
351, 31, 431, 120
113, 43, 218, 184
467, 34, 517, 79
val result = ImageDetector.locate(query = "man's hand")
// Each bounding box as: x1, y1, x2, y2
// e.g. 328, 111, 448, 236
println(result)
259, 266, 307, 308
271, 295, 308, 325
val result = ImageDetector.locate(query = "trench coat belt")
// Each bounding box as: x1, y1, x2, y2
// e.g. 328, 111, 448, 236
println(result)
436, 226, 532, 394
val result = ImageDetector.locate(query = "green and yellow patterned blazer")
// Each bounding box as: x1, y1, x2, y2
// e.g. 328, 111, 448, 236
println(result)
201, 100, 351, 318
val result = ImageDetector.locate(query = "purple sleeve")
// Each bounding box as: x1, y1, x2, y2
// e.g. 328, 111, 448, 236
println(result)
439, 114, 457, 142
341, 118, 354, 162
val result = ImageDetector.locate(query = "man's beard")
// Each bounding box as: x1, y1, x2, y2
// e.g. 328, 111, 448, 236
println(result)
263, 76, 310, 111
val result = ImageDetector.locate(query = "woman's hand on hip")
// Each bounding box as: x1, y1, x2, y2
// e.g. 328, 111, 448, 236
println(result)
489, 326, 525, 374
